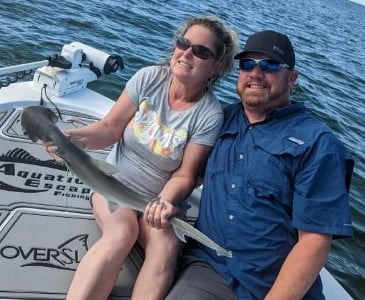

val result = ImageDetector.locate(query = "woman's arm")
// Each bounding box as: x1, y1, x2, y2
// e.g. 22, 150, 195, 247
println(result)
44, 89, 137, 157
67, 89, 137, 149
144, 142, 212, 228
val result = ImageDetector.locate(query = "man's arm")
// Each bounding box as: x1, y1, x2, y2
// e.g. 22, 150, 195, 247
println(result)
265, 230, 332, 300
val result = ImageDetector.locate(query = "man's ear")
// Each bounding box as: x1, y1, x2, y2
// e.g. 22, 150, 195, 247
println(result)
288, 70, 298, 89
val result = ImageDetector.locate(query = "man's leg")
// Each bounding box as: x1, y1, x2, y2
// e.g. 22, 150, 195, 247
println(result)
166, 255, 235, 300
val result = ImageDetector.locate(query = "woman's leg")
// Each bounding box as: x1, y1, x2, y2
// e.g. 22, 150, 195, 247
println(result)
67, 193, 139, 300
131, 218, 182, 300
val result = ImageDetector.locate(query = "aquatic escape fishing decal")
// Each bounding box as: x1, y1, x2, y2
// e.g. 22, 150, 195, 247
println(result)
0, 234, 89, 271
0, 148, 90, 199
0, 149, 94, 270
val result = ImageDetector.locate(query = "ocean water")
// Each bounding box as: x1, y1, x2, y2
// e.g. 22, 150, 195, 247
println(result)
0, 0, 364, 298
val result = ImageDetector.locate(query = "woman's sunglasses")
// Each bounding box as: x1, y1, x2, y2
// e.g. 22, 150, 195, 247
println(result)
176, 37, 216, 60
239, 58, 290, 73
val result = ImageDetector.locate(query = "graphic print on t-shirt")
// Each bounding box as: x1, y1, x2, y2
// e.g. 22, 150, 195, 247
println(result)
129, 101, 188, 160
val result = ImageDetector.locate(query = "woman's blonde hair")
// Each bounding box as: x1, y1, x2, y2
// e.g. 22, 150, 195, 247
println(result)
167, 15, 238, 89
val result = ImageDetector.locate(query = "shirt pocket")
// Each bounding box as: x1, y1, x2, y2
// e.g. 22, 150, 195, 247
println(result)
248, 136, 308, 187
241, 135, 310, 208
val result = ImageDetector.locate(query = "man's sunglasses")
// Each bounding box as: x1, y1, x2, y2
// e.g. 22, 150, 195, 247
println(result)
176, 37, 216, 60
239, 58, 290, 73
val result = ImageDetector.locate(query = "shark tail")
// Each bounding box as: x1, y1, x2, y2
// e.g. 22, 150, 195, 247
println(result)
216, 248, 233, 258
170, 217, 232, 258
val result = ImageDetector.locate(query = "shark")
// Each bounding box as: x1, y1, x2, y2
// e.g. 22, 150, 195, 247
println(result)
21, 105, 232, 258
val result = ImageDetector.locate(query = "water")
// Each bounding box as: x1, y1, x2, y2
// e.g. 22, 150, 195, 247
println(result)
0, 0, 364, 298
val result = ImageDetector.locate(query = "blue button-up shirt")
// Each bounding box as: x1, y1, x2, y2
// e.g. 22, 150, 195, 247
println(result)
189, 102, 353, 299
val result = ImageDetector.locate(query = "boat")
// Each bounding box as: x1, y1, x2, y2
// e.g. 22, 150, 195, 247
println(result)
0, 42, 353, 299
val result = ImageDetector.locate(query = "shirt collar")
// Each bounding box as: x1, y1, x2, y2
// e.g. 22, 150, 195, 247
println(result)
267, 100, 305, 119
220, 101, 306, 135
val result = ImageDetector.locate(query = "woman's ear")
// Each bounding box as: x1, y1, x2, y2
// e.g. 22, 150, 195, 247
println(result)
212, 60, 224, 77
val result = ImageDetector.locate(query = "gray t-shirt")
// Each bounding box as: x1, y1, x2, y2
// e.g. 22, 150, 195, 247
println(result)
107, 65, 223, 197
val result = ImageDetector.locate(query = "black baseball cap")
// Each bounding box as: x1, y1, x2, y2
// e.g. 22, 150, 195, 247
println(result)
234, 30, 295, 70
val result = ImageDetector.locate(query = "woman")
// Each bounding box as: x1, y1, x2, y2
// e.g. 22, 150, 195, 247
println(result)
49, 15, 238, 300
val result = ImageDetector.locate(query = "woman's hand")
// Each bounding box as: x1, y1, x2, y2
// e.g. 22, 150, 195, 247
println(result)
42, 140, 64, 162
143, 199, 179, 229
42, 130, 86, 162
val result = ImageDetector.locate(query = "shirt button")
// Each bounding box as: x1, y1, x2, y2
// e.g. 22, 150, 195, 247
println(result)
231, 183, 236, 189
229, 214, 234, 220
239, 154, 244, 160
248, 126, 253, 130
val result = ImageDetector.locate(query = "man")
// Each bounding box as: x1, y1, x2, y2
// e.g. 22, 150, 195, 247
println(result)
166, 30, 354, 300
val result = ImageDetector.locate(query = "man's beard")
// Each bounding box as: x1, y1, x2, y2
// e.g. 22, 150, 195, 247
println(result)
241, 86, 290, 108
242, 91, 270, 107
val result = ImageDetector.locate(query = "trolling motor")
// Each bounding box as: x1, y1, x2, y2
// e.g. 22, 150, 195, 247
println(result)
0, 42, 123, 96
59, 42, 123, 76
32, 42, 123, 96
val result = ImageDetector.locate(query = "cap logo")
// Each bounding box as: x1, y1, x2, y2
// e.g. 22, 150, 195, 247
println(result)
273, 45, 284, 56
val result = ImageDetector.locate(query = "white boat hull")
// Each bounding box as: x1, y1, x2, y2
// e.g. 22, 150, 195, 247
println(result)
0, 60, 352, 299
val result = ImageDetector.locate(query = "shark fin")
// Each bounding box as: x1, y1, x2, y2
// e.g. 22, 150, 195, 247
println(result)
171, 222, 187, 243
107, 200, 120, 212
